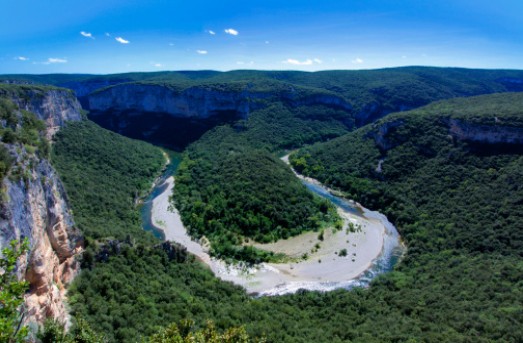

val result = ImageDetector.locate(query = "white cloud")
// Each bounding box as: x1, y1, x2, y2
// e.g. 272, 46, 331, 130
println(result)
224, 28, 239, 36
351, 57, 364, 64
313, 58, 323, 64
16, 56, 29, 61
236, 61, 254, 66
154, 63, 163, 68
207, 30, 216, 35
115, 37, 130, 44
283, 58, 313, 66
196, 50, 208, 55
43, 58, 67, 65
105, 32, 112, 37
80, 31, 94, 39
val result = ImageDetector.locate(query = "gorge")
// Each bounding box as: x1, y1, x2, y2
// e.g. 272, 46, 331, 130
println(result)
0, 67, 522, 342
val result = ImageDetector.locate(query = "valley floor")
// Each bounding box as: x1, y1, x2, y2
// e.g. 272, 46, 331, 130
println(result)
150, 168, 400, 295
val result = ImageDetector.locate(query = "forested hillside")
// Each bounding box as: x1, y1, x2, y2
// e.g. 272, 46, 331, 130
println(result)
65, 92, 523, 342
173, 102, 342, 262
52, 120, 164, 243
5, 71, 523, 342
290, 92, 523, 257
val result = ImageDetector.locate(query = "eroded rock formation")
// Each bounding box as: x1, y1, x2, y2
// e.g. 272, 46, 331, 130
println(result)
0, 86, 82, 329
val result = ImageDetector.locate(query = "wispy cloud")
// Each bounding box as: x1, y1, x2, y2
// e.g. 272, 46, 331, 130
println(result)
224, 28, 239, 36
15, 56, 29, 61
105, 32, 112, 37
283, 58, 313, 66
351, 57, 364, 64
153, 63, 163, 68
206, 30, 216, 35
115, 37, 130, 44
283, 58, 322, 66
80, 31, 94, 39
43, 58, 67, 65
196, 50, 208, 55
236, 61, 255, 66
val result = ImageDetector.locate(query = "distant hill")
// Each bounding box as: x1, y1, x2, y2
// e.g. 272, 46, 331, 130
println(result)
3, 67, 523, 126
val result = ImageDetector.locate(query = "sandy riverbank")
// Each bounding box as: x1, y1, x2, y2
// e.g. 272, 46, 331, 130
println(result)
149, 169, 394, 295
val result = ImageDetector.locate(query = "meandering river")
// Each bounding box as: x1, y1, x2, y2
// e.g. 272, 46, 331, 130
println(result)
141, 153, 405, 295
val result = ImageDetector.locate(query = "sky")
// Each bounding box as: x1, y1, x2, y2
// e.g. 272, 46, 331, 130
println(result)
1, 0, 523, 74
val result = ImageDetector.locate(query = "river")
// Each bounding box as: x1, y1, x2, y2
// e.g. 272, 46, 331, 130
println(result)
141, 153, 405, 295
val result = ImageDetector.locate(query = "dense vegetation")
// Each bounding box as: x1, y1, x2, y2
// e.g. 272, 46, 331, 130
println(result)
51, 120, 164, 243
4, 73, 523, 341
0, 240, 29, 343
0, 93, 52, 184
67, 92, 523, 343
173, 103, 342, 262
290, 92, 523, 257
70, 236, 523, 342
5, 66, 523, 125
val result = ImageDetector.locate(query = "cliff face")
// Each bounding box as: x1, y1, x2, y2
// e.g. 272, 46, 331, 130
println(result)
86, 83, 353, 150
448, 118, 523, 145
368, 117, 523, 154
1, 153, 82, 328
88, 83, 352, 119
367, 119, 406, 152
0, 87, 82, 328
8, 88, 82, 138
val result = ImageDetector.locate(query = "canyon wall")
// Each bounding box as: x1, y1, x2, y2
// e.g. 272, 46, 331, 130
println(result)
0, 86, 83, 328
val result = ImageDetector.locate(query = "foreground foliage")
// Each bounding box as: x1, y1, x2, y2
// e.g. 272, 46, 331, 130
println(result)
0, 240, 29, 343
148, 321, 262, 343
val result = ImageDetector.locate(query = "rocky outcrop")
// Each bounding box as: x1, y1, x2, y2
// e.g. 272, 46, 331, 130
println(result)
88, 83, 352, 119
8, 88, 82, 139
366, 119, 406, 152
0, 88, 83, 329
60, 79, 132, 98
1, 155, 82, 328
448, 118, 523, 145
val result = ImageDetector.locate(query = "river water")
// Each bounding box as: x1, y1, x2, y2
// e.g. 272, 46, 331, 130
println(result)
141, 151, 181, 240
141, 154, 405, 294
302, 181, 405, 289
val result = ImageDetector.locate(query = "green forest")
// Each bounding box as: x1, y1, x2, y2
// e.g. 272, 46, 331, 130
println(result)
61, 92, 523, 342
2, 70, 523, 342
51, 120, 164, 243
173, 101, 345, 262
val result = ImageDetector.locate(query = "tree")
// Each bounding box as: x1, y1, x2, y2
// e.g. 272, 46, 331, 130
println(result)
148, 320, 261, 343
0, 239, 29, 343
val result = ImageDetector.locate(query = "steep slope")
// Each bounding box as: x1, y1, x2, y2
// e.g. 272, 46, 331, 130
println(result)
292, 92, 523, 256
4, 67, 523, 128
0, 84, 83, 327
69, 93, 523, 342
86, 80, 352, 150
51, 120, 164, 244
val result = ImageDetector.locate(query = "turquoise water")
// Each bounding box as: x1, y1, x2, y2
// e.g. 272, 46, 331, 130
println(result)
141, 150, 181, 240
301, 177, 405, 289
140, 151, 405, 292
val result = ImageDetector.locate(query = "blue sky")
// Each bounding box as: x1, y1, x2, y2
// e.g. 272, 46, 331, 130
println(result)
1, 0, 523, 74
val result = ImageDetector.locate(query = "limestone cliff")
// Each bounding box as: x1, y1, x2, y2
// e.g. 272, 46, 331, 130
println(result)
88, 82, 352, 118
448, 118, 523, 145
0, 85, 83, 329
7, 87, 82, 138
368, 116, 523, 154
